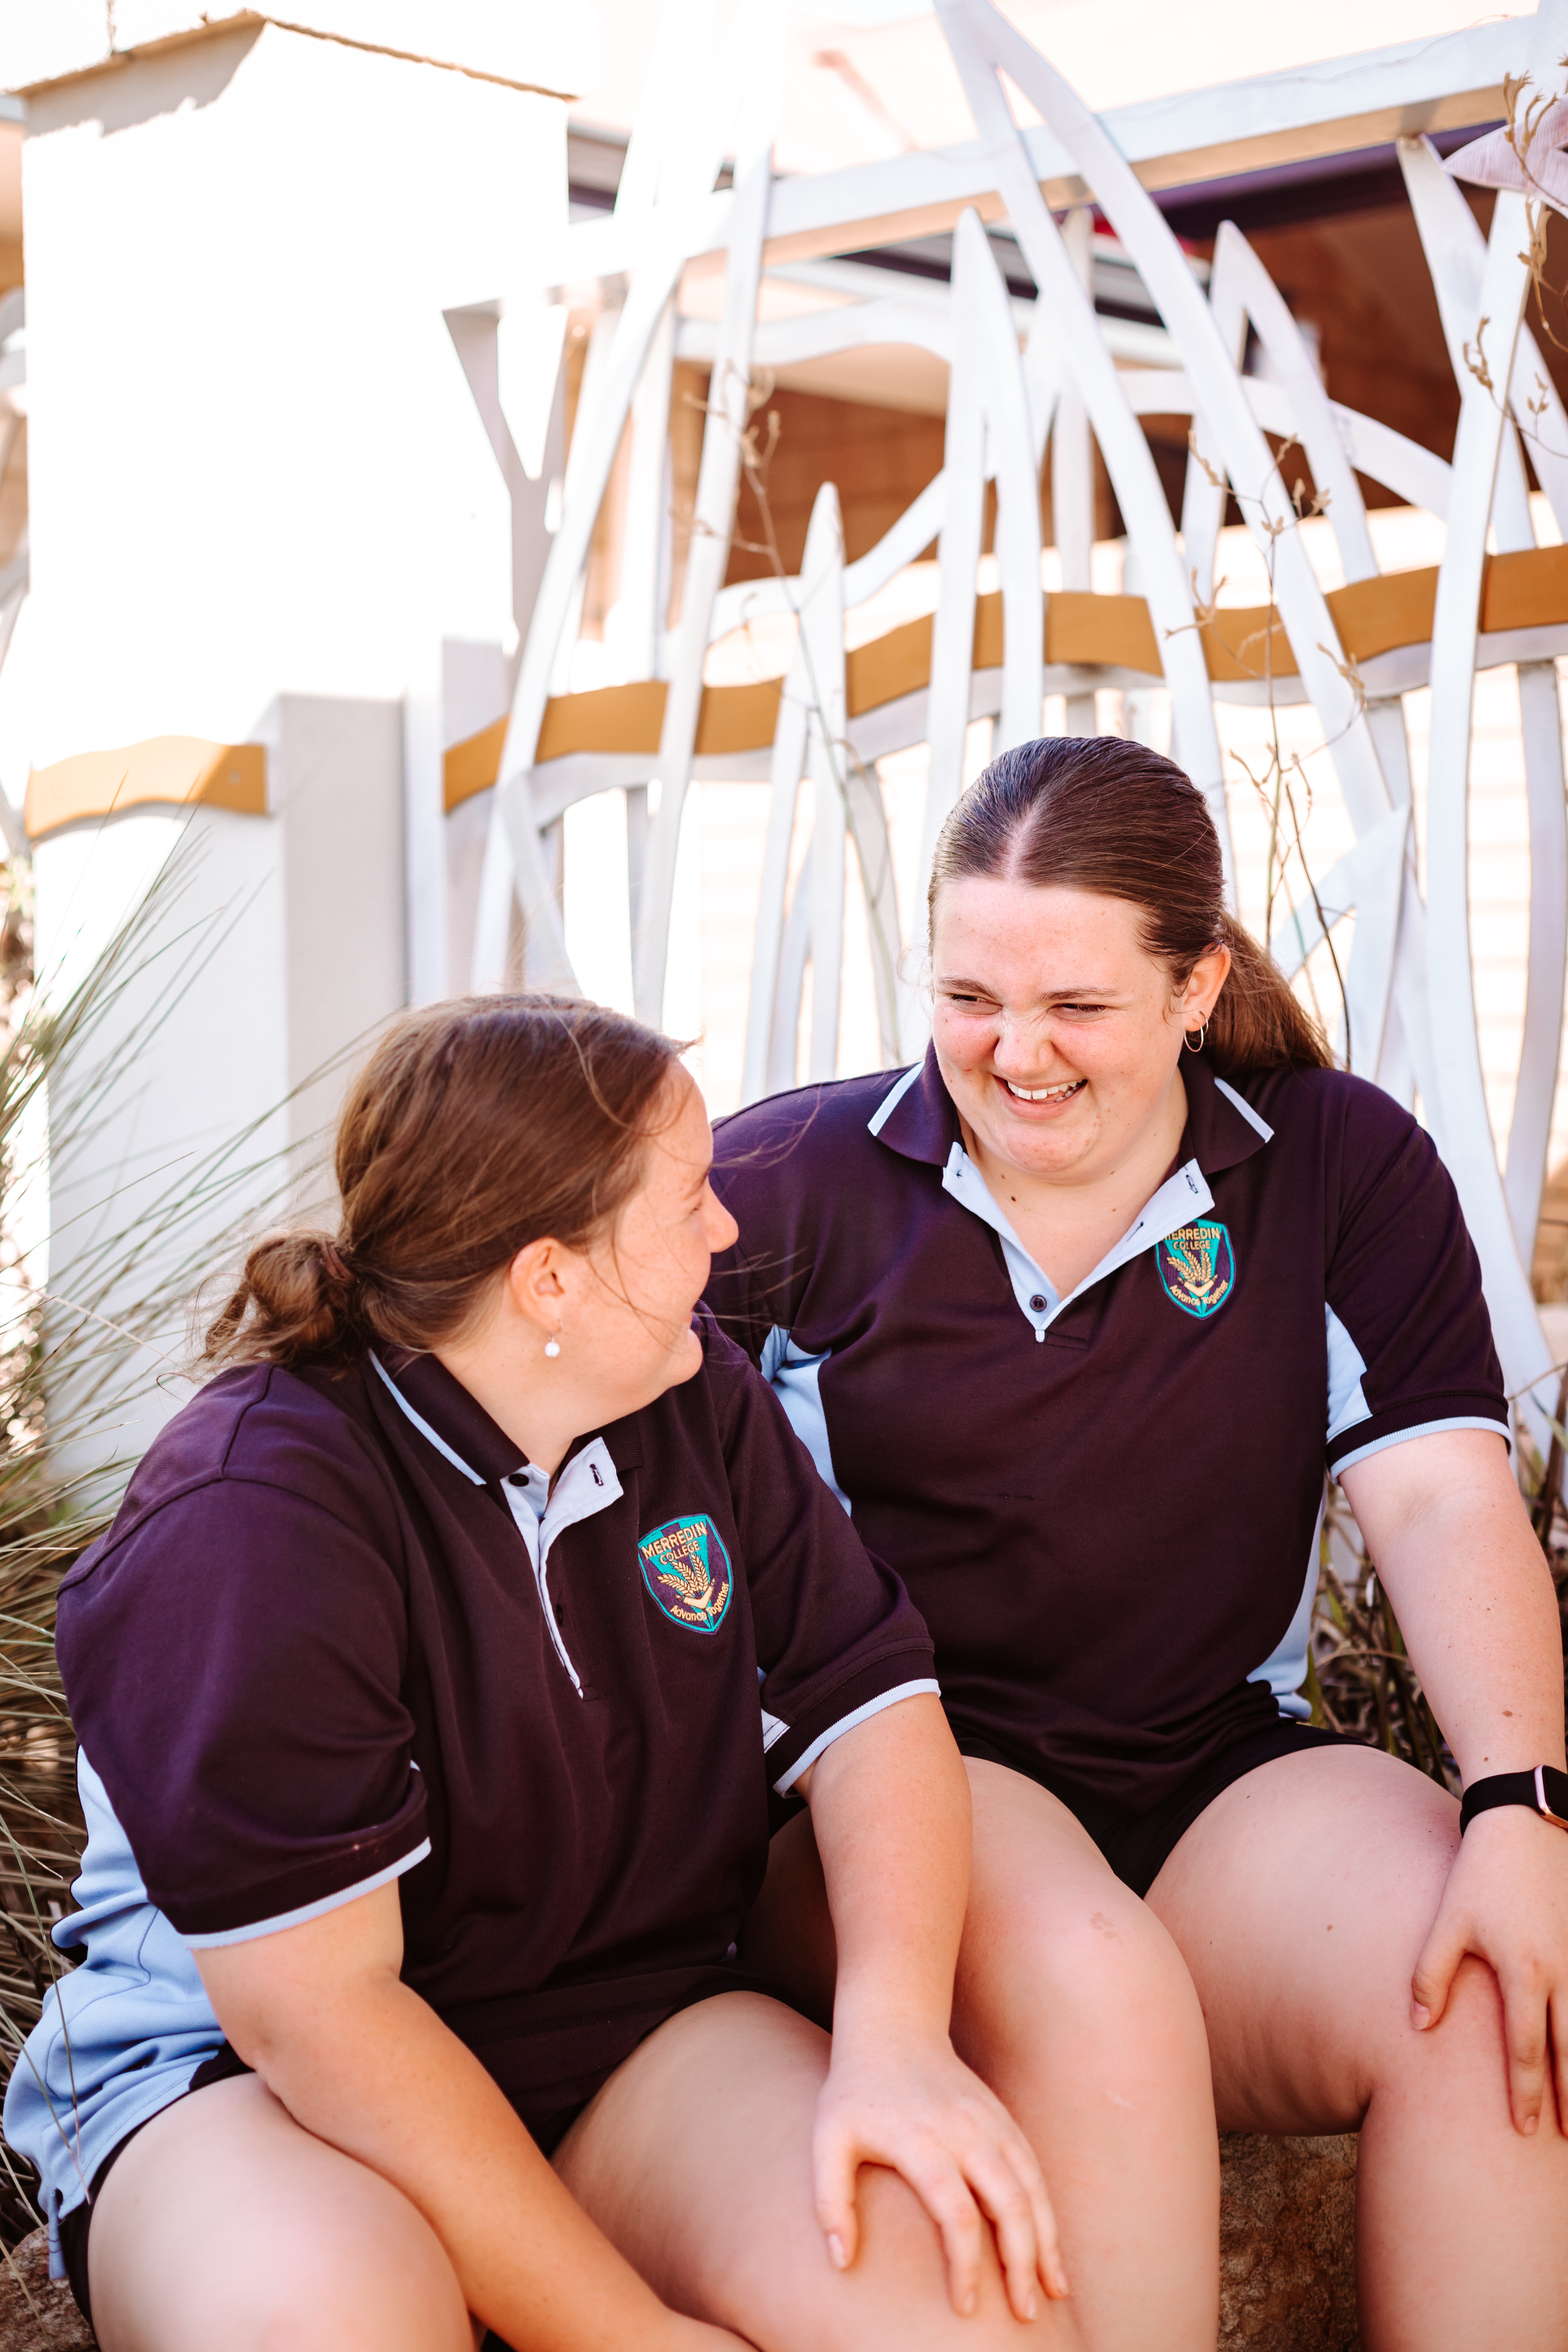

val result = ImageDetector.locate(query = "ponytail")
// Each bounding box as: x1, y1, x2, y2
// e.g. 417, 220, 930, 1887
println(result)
1208, 911, 1331, 1075
201, 994, 683, 1372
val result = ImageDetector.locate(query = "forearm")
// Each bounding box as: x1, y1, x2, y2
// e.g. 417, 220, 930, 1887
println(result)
1344, 1433, 1566, 1781
801, 1693, 970, 2037
218, 1972, 677, 2352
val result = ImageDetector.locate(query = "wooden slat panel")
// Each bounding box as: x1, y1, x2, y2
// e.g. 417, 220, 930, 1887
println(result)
1047, 592, 1163, 674
438, 546, 1568, 807
535, 679, 669, 765
847, 614, 934, 718
694, 678, 783, 756
25, 737, 266, 841
1481, 542, 1568, 633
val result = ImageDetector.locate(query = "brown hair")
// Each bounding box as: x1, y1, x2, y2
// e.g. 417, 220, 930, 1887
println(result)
202, 993, 684, 1372
927, 735, 1331, 1076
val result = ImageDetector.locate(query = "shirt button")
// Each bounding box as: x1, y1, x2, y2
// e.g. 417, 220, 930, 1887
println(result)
1029, 1294, 1047, 1312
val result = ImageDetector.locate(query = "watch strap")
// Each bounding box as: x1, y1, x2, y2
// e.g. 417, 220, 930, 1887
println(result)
1459, 1764, 1568, 1834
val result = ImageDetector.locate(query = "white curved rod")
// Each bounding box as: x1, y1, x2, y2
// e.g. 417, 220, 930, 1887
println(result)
804, 487, 849, 1082
741, 674, 810, 1104
1124, 371, 1452, 517
770, 853, 813, 1096
1400, 133, 1568, 537
471, 0, 780, 990
937, 0, 1392, 844
1270, 807, 1408, 1080
1426, 182, 1555, 1420
1402, 136, 1540, 554
706, 471, 949, 647
678, 298, 954, 372
1213, 223, 1380, 583
847, 755, 904, 1071
1402, 129, 1568, 1271
1177, 272, 1237, 610
471, 238, 693, 987
933, 0, 1232, 881
1053, 207, 1096, 735
634, 56, 781, 1026
918, 209, 1043, 891
1506, 660, 1568, 1263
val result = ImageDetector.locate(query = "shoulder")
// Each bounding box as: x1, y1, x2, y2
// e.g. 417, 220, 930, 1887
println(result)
64, 1359, 399, 1593
713, 1067, 917, 1179
1223, 1063, 1426, 1167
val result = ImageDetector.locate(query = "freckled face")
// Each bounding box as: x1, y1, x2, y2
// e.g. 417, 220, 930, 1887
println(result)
930, 877, 1196, 1185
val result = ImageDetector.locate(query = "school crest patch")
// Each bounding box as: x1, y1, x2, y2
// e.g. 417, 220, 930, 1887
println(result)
1157, 1220, 1236, 1320
638, 1515, 733, 1634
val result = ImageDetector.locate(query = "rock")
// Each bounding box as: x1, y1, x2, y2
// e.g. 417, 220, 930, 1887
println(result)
1219, 2132, 1359, 2349
0, 2233, 92, 2352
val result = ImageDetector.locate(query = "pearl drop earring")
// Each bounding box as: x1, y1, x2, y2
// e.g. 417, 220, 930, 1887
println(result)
544, 1333, 562, 1359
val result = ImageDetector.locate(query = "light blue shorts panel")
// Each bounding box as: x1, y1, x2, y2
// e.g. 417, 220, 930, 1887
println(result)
3, 1750, 226, 2228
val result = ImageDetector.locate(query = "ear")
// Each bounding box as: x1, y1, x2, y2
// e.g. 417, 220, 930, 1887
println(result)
503, 1238, 575, 1338
1181, 939, 1232, 1021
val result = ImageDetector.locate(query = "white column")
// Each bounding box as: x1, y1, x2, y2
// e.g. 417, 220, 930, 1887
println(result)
12, 8, 591, 1471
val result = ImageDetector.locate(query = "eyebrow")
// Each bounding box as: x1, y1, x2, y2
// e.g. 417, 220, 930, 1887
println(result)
936, 975, 1129, 1000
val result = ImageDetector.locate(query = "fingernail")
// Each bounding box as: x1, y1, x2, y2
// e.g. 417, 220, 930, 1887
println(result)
1025, 2292, 1038, 2321
827, 2233, 846, 2270
1411, 2004, 1430, 2030
963, 2289, 978, 2317
1525, 2115, 1540, 2136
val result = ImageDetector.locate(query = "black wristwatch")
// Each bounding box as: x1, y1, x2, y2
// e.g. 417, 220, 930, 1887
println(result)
1459, 1765, 1568, 1835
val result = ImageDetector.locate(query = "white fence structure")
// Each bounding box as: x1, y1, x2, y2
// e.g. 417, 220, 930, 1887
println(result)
431, 0, 1568, 1444
8, 2, 1568, 1465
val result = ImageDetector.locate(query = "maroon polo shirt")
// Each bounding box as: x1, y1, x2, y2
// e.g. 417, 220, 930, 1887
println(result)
708, 1050, 1508, 1808
55, 1313, 935, 2115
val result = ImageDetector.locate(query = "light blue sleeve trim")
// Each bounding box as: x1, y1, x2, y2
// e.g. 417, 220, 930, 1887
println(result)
369, 1353, 484, 1484
1325, 1305, 1371, 1443
762, 1325, 851, 1513
178, 1839, 433, 1950
1212, 1076, 1275, 1141
773, 1679, 942, 1795
866, 1062, 922, 1136
1249, 1495, 1323, 1718
1333, 1416, 1511, 1477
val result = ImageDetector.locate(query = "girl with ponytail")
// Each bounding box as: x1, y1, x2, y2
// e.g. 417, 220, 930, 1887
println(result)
8, 995, 1063, 2352
710, 736, 1568, 2350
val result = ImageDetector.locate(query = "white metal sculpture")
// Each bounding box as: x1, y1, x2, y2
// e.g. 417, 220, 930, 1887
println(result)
444, 0, 1568, 1436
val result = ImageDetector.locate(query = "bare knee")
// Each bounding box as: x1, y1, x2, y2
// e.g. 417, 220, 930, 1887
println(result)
91, 2100, 471, 2352
957, 1876, 1206, 2080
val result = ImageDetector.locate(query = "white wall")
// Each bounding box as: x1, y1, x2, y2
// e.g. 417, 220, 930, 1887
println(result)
19, 17, 573, 1472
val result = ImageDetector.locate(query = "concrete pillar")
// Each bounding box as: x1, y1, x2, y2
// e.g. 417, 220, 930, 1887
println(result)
7, 6, 594, 1473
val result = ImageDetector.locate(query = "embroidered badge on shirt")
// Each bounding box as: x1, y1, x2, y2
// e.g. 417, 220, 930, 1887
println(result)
1156, 1220, 1236, 1319
638, 1515, 733, 1633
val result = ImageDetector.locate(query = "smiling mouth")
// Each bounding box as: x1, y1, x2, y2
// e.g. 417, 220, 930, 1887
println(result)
1001, 1077, 1087, 1103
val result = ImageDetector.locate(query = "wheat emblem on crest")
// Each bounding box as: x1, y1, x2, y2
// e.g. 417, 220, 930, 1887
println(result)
638, 1515, 734, 1633
1158, 1221, 1235, 1319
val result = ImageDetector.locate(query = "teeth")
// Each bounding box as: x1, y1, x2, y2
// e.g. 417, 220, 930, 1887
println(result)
1005, 1078, 1085, 1102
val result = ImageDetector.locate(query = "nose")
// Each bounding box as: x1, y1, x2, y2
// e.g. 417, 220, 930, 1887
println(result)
703, 1185, 740, 1253
993, 1009, 1066, 1077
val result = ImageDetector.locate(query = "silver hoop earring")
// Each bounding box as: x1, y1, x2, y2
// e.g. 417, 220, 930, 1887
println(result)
1183, 1018, 1208, 1054
544, 1333, 562, 1359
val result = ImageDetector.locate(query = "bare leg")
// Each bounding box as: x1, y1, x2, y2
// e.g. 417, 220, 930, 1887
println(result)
88, 2072, 475, 2352
88, 1993, 1064, 2352
743, 1761, 1220, 2352
1147, 1744, 1568, 2352
558, 1989, 1074, 2351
